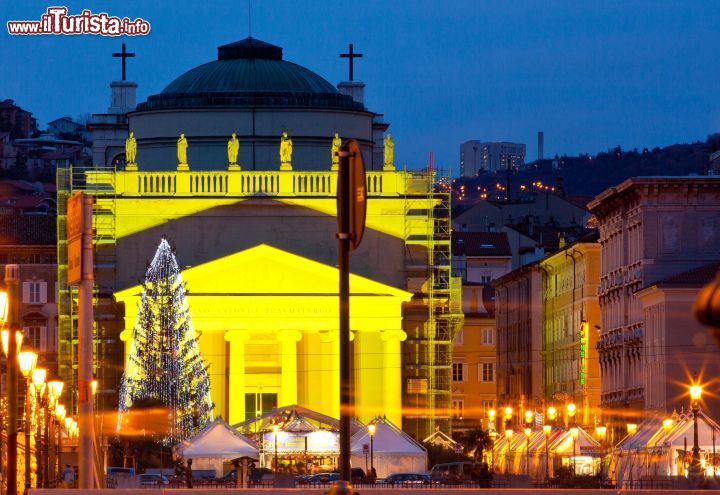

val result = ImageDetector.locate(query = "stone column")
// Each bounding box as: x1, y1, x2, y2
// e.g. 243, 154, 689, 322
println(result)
277, 330, 302, 406
381, 329, 406, 427
225, 331, 250, 424
319, 330, 339, 419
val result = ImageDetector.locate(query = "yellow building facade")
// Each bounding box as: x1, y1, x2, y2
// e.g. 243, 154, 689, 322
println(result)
539, 240, 601, 426
57, 166, 461, 437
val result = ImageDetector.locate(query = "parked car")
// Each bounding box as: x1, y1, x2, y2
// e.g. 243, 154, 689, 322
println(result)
139, 474, 169, 486
430, 462, 475, 484
379, 473, 430, 485
107, 467, 135, 476
248, 467, 273, 485
305, 473, 340, 484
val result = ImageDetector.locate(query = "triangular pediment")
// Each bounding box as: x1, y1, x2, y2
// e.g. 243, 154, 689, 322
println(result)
116, 243, 411, 300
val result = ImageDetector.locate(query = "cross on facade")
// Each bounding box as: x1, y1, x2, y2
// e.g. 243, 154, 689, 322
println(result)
112, 43, 136, 81
339, 43, 363, 81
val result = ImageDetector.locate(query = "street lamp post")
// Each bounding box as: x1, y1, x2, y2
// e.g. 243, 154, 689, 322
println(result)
504, 406, 513, 429
488, 409, 497, 470
567, 403, 577, 476
46, 380, 63, 485
690, 384, 703, 479
3, 265, 21, 495
55, 404, 66, 485
18, 350, 38, 493
272, 425, 279, 474
368, 423, 376, 473
543, 424, 552, 480
505, 429, 514, 474
570, 427, 579, 477
31, 368, 46, 487
524, 427, 532, 476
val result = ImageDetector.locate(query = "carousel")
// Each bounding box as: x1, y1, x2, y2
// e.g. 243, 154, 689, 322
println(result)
233, 405, 360, 474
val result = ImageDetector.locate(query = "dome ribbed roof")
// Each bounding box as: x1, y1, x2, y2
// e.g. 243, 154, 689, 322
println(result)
137, 37, 363, 112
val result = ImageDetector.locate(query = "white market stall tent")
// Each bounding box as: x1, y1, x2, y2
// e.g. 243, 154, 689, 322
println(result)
351, 417, 428, 478
613, 411, 720, 487
175, 418, 258, 475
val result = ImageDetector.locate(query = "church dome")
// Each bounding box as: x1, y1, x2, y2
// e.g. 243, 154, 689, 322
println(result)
137, 37, 363, 112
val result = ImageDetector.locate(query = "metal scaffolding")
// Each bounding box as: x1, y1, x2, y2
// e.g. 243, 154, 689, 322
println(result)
402, 171, 463, 440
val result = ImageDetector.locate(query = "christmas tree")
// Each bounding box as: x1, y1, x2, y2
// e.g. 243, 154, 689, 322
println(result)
118, 239, 213, 444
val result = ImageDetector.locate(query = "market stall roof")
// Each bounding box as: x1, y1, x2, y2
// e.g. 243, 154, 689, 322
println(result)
615, 417, 662, 451
647, 411, 720, 450
351, 417, 427, 456
175, 418, 258, 459
548, 426, 601, 455
423, 430, 460, 450
232, 404, 362, 435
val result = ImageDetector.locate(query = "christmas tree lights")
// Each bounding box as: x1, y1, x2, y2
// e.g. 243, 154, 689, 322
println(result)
117, 239, 213, 443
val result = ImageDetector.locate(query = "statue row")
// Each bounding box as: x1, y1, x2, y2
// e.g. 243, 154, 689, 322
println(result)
124, 131, 395, 171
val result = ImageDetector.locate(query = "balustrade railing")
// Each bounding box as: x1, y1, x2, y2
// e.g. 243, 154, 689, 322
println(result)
95, 169, 425, 197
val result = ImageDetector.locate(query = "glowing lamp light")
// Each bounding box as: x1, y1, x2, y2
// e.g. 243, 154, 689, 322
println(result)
18, 350, 38, 378
55, 404, 66, 422
543, 424, 552, 436
595, 425, 607, 441
64, 417, 73, 431
663, 418, 674, 430
570, 427, 579, 439
547, 406, 557, 420
48, 380, 64, 402
32, 367, 47, 392
2, 329, 23, 357
626, 423, 638, 435
367, 423, 376, 438
488, 408, 496, 419
505, 429, 514, 440
567, 403, 577, 418
690, 385, 702, 402
504, 406, 513, 419
525, 410, 534, 424
524, 427, 532, 437
272, 424, 280, 434
91, 378, 98, 396
0, 290, 8, 323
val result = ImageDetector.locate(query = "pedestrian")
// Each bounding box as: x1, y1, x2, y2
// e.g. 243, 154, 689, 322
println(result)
62, 464, 75, 488
186, 458, 193, 488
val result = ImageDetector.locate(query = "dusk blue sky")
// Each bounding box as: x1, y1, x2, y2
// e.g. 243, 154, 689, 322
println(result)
2, 1, 719, 173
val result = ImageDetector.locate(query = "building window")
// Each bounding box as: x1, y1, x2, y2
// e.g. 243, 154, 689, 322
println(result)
454, 328, 464, 345
452, 362, 465, 382
481, 362, 495, 382
482, 328, 494, 345
452, 399, 464, 419
22, 281, 47, 304
23, 326, 43, 351
481, 275, 491, 284
482, 400, 494, 411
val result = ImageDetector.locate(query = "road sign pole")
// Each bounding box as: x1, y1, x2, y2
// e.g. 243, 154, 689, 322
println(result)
337, 147, 352, 483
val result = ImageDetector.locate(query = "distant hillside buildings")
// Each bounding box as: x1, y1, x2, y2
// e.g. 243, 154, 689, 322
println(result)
460, 140, 526, 177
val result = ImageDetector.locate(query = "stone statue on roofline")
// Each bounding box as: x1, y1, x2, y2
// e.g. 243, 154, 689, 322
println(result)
228, 132, 240, 170
125, 131, 138, 170
331, 132, 342, 171
383, 133, 395, 171
280, 131, 293, 170
177, 133, 189, 170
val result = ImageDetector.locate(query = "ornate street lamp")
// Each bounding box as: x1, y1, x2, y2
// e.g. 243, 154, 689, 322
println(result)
570, 427, 579, 476
272, 424, 280, 474
368, 422, 376, 473
487, 409, 497, 469
32, 368, 46, 487
18, 350, 37, 492
566, 403, 576, 424
1, 329, 23, 357
543, 424, 552, 480
55, 403, 66, 483
663, 418, 674, 431
524, 427, 532, 476
595, 425, 608, 478
547, 406, 557, 426
504, 406, 513, 429
690, 384, 703, 478
504, 429, 514, 474
626, 423, 637, 435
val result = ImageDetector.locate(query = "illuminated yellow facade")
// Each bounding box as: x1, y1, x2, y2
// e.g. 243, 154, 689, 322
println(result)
57, 166, 461, 437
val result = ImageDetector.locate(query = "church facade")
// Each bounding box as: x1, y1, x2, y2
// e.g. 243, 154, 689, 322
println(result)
57, 37, 462, 439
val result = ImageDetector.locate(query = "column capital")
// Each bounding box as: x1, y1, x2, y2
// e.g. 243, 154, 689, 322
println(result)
381, 329, 407, 342
277, 329, 303, 342
224, 330, 251, 343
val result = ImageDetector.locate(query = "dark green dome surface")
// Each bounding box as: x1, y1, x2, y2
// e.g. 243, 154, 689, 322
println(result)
137, 37, 364, 112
